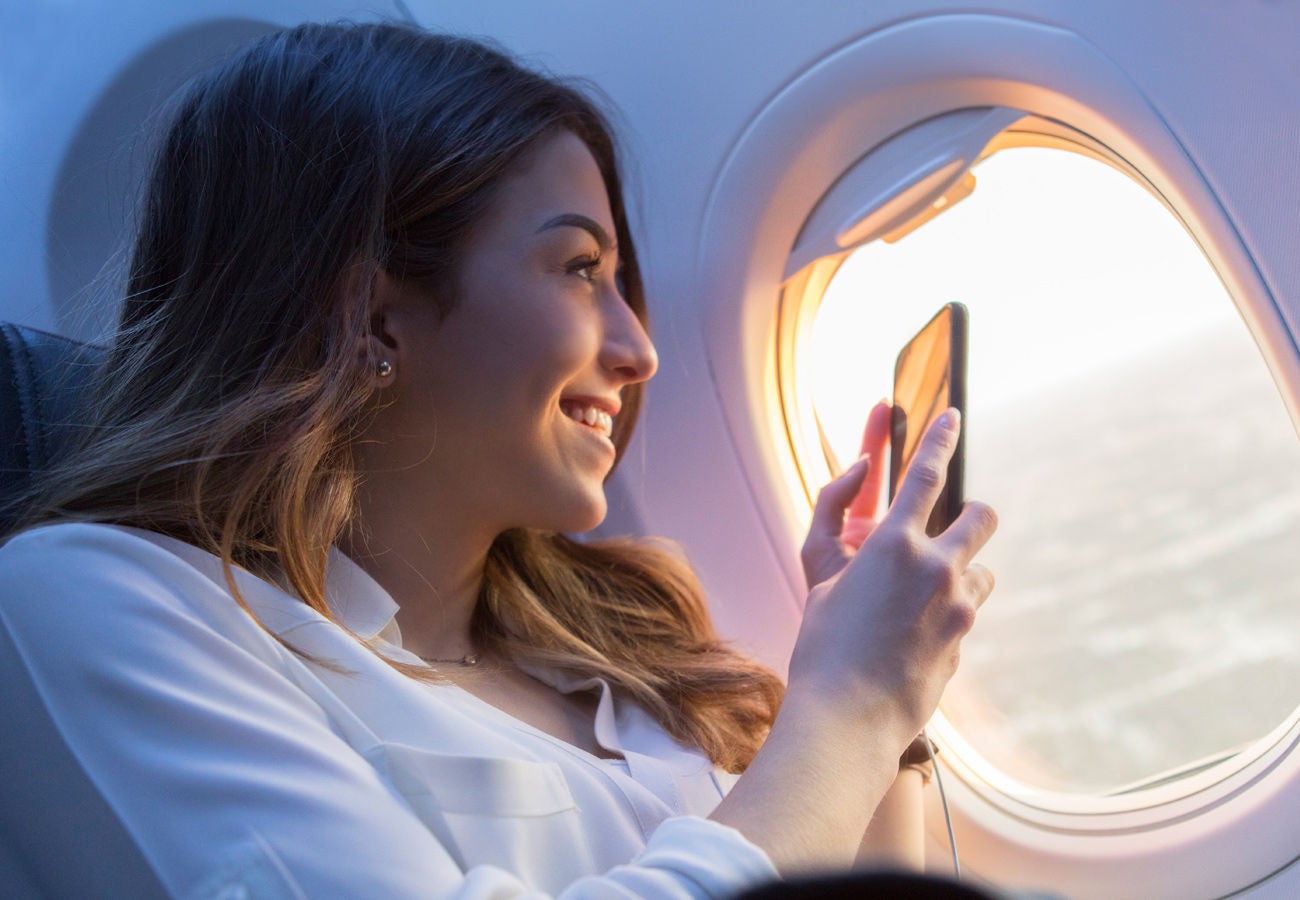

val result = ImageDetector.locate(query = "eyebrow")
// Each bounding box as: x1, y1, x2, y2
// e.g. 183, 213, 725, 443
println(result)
537, 213, 616, 252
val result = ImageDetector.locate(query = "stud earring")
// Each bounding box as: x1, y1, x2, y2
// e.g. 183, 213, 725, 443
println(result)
376, 360, 394, 378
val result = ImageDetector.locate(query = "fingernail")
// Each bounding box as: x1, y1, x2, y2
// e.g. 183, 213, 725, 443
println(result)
939, 408, 960, 430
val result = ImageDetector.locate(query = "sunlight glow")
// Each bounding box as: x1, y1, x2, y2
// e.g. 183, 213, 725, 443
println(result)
804, 145, 1300, 795
810, 147, 1237, 466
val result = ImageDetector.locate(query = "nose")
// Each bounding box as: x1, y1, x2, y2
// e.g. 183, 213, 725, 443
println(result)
600, 295, 658, 385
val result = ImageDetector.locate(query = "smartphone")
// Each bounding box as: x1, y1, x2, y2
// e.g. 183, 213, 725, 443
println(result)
889, 302, 968, 536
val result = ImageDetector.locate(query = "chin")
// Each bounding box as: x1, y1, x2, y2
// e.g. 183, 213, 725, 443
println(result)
566, 503, 608, 535
546, 490, 608, 535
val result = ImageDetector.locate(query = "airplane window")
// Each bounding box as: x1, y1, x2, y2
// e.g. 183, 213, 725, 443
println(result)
801, 144, 1300, 796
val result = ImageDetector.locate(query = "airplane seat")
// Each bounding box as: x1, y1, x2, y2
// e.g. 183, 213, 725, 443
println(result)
0, 323, 104, 535
0, 322, 173, 896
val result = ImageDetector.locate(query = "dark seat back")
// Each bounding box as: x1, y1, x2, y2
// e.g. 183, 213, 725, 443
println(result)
0, 323, 105, 534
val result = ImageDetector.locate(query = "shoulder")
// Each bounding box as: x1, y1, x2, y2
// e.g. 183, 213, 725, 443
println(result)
0, 521, 316, 653
6, 518, 183, 553
2, 520, 201, 572
0, 522, 223, 616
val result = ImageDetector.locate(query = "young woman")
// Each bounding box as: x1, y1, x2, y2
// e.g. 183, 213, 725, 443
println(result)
0, 22, 996, 898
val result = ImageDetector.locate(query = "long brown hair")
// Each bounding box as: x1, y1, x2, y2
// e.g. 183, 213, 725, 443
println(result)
22, 22, 781, 772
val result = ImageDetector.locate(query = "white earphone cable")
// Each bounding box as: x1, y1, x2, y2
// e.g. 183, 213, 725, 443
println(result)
924, 729, 961, 878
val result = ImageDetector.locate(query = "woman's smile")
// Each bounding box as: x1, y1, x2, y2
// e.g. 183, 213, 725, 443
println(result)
559, 398, 617, 440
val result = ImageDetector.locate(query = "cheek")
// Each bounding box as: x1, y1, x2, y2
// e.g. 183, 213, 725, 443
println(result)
428, 321, 594, 440
499, 309, 599, 384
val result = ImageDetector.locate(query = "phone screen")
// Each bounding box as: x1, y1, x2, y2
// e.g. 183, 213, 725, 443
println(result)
889, 302, 967, 536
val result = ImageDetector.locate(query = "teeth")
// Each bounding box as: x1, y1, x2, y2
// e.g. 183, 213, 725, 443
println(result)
562, 402, 614, 437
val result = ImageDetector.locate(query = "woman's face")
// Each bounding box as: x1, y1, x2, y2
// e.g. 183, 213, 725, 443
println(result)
370, 130, 658, 538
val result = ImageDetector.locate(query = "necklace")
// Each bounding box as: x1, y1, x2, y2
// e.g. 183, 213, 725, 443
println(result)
417, 652, 480, 667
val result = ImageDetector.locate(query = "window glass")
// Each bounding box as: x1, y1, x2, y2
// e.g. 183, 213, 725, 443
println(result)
806, 145, 1300, 794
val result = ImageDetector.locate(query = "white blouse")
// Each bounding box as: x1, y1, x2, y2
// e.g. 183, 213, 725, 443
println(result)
0, 523, 778, 898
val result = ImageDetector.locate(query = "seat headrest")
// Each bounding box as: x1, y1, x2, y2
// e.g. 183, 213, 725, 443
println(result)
0, 323, 105, 534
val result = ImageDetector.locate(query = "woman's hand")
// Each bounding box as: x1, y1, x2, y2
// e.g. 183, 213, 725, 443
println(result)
711, 409, 995, 875
788, 408, 997, 746
798, 403, 948, 871
800, 400, 892, 589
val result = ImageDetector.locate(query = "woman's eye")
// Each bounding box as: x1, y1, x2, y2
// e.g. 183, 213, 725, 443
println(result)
567, 254, 602, 283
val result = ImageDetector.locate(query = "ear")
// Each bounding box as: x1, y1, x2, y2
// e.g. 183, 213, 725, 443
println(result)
360, 268, 416, 386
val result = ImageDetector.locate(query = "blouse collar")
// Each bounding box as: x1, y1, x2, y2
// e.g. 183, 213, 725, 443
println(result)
323, 547, 401, 641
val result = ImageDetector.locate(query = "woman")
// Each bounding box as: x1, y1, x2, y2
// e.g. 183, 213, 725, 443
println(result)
0, 22, 996, 898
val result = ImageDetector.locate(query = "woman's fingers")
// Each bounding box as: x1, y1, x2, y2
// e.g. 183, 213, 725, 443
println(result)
804, 401, 891, 581
963, 563, 996, 609
801, 454, 872, 587
941, 502, 998, 572
811, 454, 872, 534
845, 401, 891, 525
878, 406, 994, 574
935, 500, 999, 569
886, 408, 960, 530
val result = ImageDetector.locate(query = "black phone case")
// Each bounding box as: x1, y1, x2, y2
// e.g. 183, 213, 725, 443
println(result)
889, 302, 967, 536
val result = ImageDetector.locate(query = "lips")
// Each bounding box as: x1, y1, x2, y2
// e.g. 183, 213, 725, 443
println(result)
559, 399, 615, 438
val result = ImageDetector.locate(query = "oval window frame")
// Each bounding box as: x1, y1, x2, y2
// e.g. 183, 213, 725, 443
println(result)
695, 12, 1300, 896
784, 116, 1300, 809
